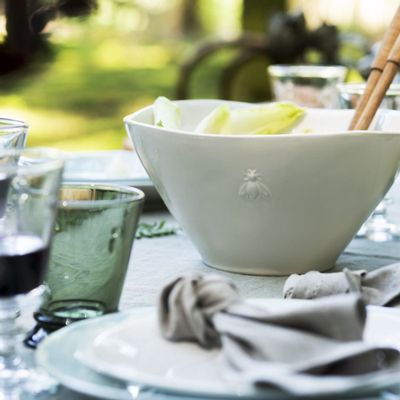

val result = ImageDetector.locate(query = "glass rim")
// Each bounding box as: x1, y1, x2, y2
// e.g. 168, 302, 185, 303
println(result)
0, 117, 28, 131
337, 82, 400, 96
268, 64, 348, 79
58, 182, 145, 208
0, 147, 64, 176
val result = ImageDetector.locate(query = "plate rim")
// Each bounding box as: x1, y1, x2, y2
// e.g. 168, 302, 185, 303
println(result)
37, 304, 400, 399
36, 312, 134, 400
63, 149, 150, 184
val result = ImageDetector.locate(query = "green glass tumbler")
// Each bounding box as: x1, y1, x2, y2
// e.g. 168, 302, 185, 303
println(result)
27, 183, 144, 346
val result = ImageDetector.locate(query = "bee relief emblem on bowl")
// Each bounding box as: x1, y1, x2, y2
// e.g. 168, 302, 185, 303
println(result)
239, 169, 271, 201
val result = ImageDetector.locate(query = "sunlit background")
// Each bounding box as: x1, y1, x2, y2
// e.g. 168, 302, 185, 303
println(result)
0, 0, 398, 150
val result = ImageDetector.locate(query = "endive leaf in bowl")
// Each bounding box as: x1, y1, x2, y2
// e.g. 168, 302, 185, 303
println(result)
229, 102, 305, 135
194, 102, 305, 135
194, 104, 230, 134
153, 96, 181, 129
152, 97, 305, 135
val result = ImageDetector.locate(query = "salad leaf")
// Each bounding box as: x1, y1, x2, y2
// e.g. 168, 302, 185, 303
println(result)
152, 97, 305, 135
229, 102, 305, 135
194, 105, 230, 134
153, 96, 181, 129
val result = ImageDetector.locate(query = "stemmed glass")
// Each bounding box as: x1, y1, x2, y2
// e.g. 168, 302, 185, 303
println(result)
0, 148, 63, 399
338, 83, 400, 241
0, 118, 27, 150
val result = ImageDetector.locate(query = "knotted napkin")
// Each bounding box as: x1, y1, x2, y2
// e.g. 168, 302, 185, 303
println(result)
159, 273, 400, 395
284, 263, 400, 306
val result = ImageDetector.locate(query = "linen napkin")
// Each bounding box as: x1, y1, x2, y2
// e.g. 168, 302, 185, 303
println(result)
159, 273, 400, 396
284, 263, 400, 306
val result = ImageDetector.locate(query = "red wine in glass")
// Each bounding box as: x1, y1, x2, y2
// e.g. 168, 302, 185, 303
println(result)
0, 234, 50, 297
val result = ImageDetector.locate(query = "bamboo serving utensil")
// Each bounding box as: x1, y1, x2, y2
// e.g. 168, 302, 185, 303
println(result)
349, 6, 400, 130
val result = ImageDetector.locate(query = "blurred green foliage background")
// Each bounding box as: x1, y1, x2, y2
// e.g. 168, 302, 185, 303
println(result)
0, 0, 397, 150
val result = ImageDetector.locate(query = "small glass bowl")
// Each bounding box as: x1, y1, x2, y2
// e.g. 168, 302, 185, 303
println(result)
337, 83, 400, 110
268, 65, 348, 108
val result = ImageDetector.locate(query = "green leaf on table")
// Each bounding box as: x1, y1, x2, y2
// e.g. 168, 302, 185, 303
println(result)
135, 220, 178, 239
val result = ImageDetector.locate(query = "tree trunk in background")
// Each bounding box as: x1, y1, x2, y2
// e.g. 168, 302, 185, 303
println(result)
181, 0, 201, 36
233, 0, 287, 101
5, 0, 35, 54
242, 0, 286, 33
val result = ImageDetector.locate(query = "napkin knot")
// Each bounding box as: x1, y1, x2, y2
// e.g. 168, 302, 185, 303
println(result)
158, 273, 239, 348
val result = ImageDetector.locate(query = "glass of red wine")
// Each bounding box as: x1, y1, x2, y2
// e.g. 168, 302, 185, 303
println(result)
0, 148, 63, 398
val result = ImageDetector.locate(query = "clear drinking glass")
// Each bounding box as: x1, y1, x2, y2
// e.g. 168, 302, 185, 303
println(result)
338, 83, 400, 242
268, 65, 347, 108
0, 148, 64, 398
0, 118, 27, 150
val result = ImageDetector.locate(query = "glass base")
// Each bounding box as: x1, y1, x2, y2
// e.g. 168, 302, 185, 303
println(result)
48, 300, 106, 320
26, 300, 108, 348
0, 287, 58, 399
356, 197, 398, 242
356, 217, 399, 242
0, 362, 58, 400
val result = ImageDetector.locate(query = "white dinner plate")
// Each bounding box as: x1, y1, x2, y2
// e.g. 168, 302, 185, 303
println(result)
62, 150, 163, 205
63, 150, 150, 186
37, 300, 400, 399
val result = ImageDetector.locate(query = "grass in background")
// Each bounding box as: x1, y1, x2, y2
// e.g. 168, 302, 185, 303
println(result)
0, 38, 179, 150
0, 0, 241, 151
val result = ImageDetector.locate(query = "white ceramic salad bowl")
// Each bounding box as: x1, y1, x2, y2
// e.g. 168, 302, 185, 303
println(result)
124, 100, 400, 275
